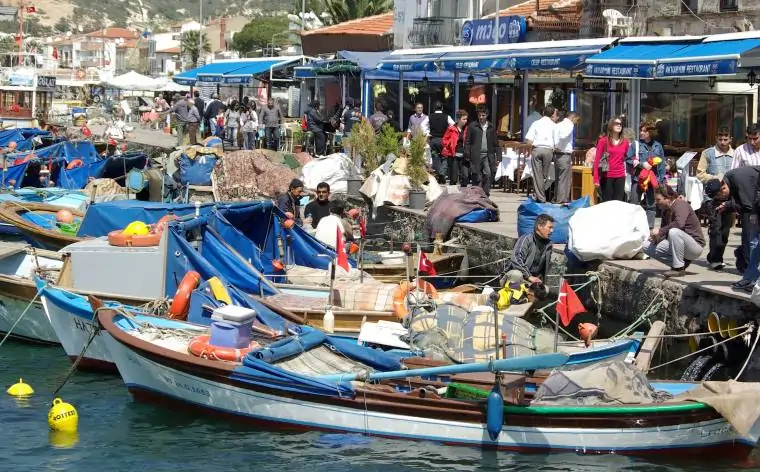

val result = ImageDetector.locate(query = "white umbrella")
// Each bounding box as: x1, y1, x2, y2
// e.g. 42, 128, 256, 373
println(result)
155, 79, 190, 92
103, 70, 162, 91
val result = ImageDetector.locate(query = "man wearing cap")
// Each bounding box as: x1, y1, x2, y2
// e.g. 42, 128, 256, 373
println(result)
276, 178, 304, 226
696, 127, 734, 271
704, 165, 760, 291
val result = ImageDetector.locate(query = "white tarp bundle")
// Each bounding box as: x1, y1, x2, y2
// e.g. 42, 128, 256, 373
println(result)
568, 200, 650, 261
359, 155, 442, 216
103, 71, 162, 91
299, 153, 361, 194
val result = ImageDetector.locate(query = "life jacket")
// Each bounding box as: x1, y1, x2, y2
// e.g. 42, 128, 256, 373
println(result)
496, 282, 530, 310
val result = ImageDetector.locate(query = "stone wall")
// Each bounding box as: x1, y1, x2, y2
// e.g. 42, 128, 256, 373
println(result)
638, 0, 760, 34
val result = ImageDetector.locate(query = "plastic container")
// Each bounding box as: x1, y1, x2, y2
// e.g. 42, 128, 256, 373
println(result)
209, 305, 256, 349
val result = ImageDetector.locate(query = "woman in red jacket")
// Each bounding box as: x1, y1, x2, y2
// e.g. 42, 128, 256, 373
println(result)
441, 109, 469, 185
593, 117, 631, 202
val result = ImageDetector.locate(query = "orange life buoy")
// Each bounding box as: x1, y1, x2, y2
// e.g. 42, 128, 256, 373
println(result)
187, 334, 260, 362
153, 214, 177, 234
66, 159, 83, 170
391, 279, 438, 319
107, 230, 162, 247
169, 271, 201, 320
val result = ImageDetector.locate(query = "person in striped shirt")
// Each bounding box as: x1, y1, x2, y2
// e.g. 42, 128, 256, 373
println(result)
731, 123, 760, 168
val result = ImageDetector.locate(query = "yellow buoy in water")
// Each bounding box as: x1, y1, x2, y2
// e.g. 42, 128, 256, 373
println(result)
6, 378, 33, 397
49, 430, 79, 449
48, 398, 78, 433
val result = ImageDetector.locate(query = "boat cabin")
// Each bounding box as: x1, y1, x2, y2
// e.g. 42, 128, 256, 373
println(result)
0, 73, 56, 128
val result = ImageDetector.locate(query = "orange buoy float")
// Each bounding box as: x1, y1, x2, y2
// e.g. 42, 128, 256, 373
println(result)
349, 242, 359, 254
187, 334, 260, 362
282, 219, 295, 230
12, 156, 29, 166
56, 209, 74, 224
392, 279, 438, 319
152, 214, 177, 233
168, 271, 201, 320
578, 323, 598, 348
66, 159, 83, 170
272, 259, 284, 271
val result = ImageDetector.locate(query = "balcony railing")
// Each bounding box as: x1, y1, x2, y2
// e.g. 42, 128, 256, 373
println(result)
408, 17, 462, 47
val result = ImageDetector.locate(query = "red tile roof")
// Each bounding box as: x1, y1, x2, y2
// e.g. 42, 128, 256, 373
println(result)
157, 46, 181, 54
85, 27, 138, 39
301, 12, 393, 36
485, 0, 579, 18
116, 39, 140, 49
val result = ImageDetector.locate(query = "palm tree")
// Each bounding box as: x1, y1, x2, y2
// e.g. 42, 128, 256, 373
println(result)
180, 30, 212, 69
322, 0, 391, 25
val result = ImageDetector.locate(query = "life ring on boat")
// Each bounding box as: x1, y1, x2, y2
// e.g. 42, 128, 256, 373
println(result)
169, 271, 201, 320
152, 214, 176, 233
107, 228, 162, 247
187, 334, 260, 362
391, 279, 438, 319
66, 159, 83, 169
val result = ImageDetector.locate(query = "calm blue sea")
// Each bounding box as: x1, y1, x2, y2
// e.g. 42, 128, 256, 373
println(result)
1, 342, 759, 472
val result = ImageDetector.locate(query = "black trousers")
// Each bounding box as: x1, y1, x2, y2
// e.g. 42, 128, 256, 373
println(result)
461, 157, 492, 195
314, 131, 326, 155
704, 199, 734, 264
600, 175, 625, 202
439, 156, 460, 185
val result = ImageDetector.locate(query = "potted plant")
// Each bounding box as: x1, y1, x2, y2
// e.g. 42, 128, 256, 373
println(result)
292, 128, 304, 153
344, 118, 377, 195
377, 123, 401, 162
407, 133, 428, 210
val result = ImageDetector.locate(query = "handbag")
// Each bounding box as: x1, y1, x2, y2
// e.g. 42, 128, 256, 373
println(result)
599, 139, 610, 173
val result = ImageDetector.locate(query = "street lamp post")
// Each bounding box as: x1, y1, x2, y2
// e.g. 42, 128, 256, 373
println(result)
198, 0, 203, 66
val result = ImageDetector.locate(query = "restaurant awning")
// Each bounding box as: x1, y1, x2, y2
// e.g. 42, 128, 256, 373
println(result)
174, 57, 304, 86
655, 34, 760, 78
584, 37, 704, 79
173, 60, 250, 86
376, 38, 615, 73
220, 57, 304, 84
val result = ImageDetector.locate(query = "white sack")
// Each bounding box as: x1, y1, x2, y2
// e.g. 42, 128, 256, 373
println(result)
300, 153, 361, 194
568, 200, 650, 261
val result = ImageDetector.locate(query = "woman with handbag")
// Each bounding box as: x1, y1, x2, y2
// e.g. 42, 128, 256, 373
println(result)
593, 117, 630, 202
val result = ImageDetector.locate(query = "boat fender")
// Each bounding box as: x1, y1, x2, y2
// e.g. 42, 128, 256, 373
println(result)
187, 334, 260, 362
169, 271, 201, 320
392, 279, 438, 319
66, 159, 84, 170
486, 383, 504, 441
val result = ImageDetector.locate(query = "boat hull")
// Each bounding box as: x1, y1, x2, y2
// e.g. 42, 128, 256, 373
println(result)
105, 333, 756, 457
0, 283, 58, 344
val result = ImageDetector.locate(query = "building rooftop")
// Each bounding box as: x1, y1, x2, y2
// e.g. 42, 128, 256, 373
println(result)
157, 46, 181, 54
301, 12, 393, 36
85, 27, 139, 39
485, 0, 579, 18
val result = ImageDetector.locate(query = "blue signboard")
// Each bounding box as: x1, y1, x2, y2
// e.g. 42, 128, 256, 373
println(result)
222, 76, 256, 85
583, 63, 656, 79
196, 74, 224, 83
460, 16, 526, 46
502, 54, 589, 70
438, 58, 499, 71
655, 59, 738, 78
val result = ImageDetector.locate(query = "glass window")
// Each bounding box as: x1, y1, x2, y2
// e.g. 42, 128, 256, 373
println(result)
720, 0, 738, 11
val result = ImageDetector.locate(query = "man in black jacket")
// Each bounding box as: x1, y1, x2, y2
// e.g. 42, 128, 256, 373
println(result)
429, 101, 454, 182
464, 105, 501, 196
705, 165, 760, 290
306, 100, 327, 155
505, 214, 554, 284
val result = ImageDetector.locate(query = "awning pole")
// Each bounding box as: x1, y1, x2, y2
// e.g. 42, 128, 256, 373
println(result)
399, 71, 404, 130
453, 71, 459, 117
521, 71, 529, 141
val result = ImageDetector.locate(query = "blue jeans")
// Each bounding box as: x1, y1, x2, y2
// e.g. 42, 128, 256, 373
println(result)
243, 131, 256, 150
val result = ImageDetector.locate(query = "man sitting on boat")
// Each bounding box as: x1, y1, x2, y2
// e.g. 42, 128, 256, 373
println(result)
276, 178, 304, 226
504, 213, 554, 286
304, 181, 331, 229
314, 199, 354, 249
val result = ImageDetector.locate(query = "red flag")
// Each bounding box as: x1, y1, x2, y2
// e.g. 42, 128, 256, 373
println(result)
557, 280, 586, 327
25, 5, 36, 13
418, 251, 437, 276
335, 226, 349, 272
359, 217, 366, 239
52, 48, 58, 60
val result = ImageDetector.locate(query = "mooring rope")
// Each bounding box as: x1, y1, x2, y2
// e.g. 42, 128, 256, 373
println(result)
0, 290, 41, 348
647, 325, 753, 372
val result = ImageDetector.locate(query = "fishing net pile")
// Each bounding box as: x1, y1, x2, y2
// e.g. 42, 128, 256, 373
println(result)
213, 150, 299, 200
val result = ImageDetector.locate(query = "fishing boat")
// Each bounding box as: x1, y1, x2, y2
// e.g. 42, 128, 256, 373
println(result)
0, 201, 84, 250
96, 306, 760, 458
0, 188, 90, 239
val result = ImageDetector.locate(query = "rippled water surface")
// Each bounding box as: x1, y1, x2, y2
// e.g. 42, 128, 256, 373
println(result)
2, 342, 760, 472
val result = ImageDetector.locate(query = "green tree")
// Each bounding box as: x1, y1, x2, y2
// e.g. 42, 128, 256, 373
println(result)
54, 17, 71, 33
322, 0, 391, 25
230, 16, 290, 57
181, 30, 211, 69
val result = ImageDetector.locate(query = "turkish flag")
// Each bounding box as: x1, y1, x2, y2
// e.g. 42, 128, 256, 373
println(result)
25, 5, 36, 13
557, 279, 586, 327
52, 48, 58, 59
359, 217, 366, 239
418, 250, 437, 276
335, 226, 349, 272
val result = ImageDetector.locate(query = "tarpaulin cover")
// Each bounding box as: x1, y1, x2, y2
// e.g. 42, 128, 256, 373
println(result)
0, 128, 51, 151
517, 196, 590, 244
455, 208, 499, 223
99, 153, 149, 183
207, 209, 283, 279
176, 152, 217, 186
1, 162, 29, 188
55, 159, 108, 190
76, 200, 237, 237
198, 228, 276, 295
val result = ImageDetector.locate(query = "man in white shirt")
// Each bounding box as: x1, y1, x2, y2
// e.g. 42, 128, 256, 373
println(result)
552, 111, 580, 204
407, 102, 430, 139
731, 123, 760, 168
525, 106, 558, 203
315, 200, 354, 249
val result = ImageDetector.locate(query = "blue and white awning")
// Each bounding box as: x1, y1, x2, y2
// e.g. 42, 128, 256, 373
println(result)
173, 57, 303, 86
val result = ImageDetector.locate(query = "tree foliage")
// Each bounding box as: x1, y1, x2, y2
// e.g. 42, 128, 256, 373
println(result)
54, 17, 71, 33
346, 118, 378, 178
180, 30, 211, 69
322, 0, 391, 25
230, 15, 290, 57
407, 133, 428, 189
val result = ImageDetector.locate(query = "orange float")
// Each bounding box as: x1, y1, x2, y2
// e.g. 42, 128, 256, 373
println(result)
152, 214, 177, 233
392, 279, 438, 319
349, 242, 359, 254
187, 334, 260, 362
107, 230, 162, 247
578, 323, 598, 348
66, 159, 83, 169
168, 271, 201, 320
282, 219, 295, 230
272, 259, 284, 271
56, 209, 74, 224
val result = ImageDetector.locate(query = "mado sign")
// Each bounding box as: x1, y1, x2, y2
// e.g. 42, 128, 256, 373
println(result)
460, 16, 526, 46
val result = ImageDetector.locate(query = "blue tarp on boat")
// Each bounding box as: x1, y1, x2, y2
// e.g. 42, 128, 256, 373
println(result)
0, 128, 52, 151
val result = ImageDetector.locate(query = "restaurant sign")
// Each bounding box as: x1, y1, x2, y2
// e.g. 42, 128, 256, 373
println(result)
584, 63, 656, 79
655, 59, 737, 78
460, 16, 527, 46
36, 75, 56, 89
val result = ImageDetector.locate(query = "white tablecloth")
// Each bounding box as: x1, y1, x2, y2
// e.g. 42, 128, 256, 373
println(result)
685, 176, 704, 211
494, 152, 520, 181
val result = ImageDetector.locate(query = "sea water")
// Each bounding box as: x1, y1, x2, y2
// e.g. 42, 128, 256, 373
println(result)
1, 342, 758, 472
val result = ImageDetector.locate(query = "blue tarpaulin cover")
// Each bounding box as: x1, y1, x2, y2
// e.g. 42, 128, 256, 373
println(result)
517, 197, 590, 244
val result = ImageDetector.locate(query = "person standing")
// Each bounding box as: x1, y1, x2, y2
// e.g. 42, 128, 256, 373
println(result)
525, 106, 557, 203
407, 102, 429, 139
276, 178, 305, 226
643, 186, 705, 277
171, 95, 190, 147
240, 104, 259, 150
552, 111, 579, 204
593, 118, 630, 202
464, 105, 501, 196
696, 127, 734, 270
186, 96, 200, 145
627, 122, 665, 229
428, 101, 455, 181
259, 98, 283, 151
441, 109, 468, 186
203, 93, 223, 138
704, 165, 760, 292
728, 123, 760, 274
305, 100, 327, 155
193, 90, 205, 129
224, 103, 240, 148
368, 104, 388, 134
304, 182, 331, 229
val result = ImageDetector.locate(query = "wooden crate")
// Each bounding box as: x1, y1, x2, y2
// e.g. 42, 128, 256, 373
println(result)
571, 165, 596, 204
